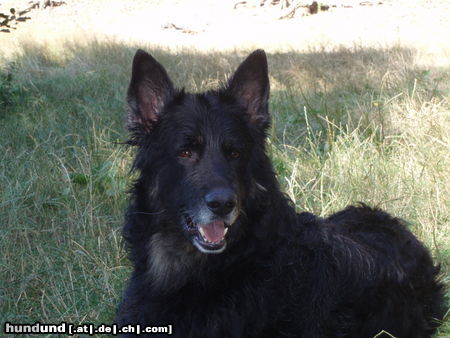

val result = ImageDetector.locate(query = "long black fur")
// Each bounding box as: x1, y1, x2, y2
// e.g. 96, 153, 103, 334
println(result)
116, 49, 445, 337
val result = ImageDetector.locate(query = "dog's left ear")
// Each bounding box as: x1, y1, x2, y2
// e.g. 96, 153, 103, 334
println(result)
227, 49, 270, 128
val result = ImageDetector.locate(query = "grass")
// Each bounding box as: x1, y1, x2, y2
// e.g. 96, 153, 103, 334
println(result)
0, 40, 448, 336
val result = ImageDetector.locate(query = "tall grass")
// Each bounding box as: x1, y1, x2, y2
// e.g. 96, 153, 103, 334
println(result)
0, 41, 448, 335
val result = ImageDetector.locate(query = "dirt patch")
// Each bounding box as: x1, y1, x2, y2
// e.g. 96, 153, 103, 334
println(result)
1, 0, 449, 65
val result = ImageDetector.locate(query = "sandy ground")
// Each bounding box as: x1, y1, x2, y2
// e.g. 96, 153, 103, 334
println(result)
0, 0, 449, 65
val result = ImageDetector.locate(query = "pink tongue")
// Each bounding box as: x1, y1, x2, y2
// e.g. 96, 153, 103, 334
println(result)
201, 220, 225, 243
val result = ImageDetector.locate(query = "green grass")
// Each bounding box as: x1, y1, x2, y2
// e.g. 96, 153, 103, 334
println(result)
0, 41, 449, 336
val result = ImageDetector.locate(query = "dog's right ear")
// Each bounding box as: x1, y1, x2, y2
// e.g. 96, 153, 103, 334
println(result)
127, 49, 174, 135
227, 49, 270, 129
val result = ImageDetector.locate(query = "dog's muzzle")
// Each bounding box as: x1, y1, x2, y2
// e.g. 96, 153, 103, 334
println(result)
183, 215, 230, 254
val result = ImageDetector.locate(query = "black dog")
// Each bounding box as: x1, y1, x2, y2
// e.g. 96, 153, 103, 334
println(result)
116, 49, 445, 337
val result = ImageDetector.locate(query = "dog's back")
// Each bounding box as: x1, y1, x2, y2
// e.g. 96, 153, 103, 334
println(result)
300, 205, 445, 337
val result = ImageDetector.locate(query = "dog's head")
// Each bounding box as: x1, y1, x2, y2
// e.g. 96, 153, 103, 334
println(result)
126, 50, 272, 255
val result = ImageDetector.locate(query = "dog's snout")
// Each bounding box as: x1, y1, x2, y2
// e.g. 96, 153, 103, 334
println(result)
205, 188, 237, 216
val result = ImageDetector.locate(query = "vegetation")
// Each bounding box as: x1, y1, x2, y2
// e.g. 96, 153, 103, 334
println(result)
0, 41, 448, 335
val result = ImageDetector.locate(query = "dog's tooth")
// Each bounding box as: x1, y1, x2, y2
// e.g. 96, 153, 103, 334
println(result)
224, 228, 228, 235
199, 227, 206, 238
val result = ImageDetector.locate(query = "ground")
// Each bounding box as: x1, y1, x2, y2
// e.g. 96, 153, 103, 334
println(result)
1, 0, 449, 65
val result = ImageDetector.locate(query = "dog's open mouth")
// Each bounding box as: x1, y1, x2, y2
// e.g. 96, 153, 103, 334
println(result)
184, 215, 229, 254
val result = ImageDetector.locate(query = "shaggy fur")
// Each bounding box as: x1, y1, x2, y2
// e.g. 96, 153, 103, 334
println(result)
116, 49, 445, 337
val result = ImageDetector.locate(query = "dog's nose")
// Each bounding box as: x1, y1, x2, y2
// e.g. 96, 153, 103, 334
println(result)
205, 188, 237, 216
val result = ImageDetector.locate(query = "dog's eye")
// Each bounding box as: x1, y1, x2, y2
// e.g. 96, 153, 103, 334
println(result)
229, 151, 240, 159
179, 150, 192, 158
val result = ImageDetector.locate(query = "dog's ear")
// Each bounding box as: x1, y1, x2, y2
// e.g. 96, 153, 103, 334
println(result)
127, 49, 174, 134
227, 49, 270, 127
